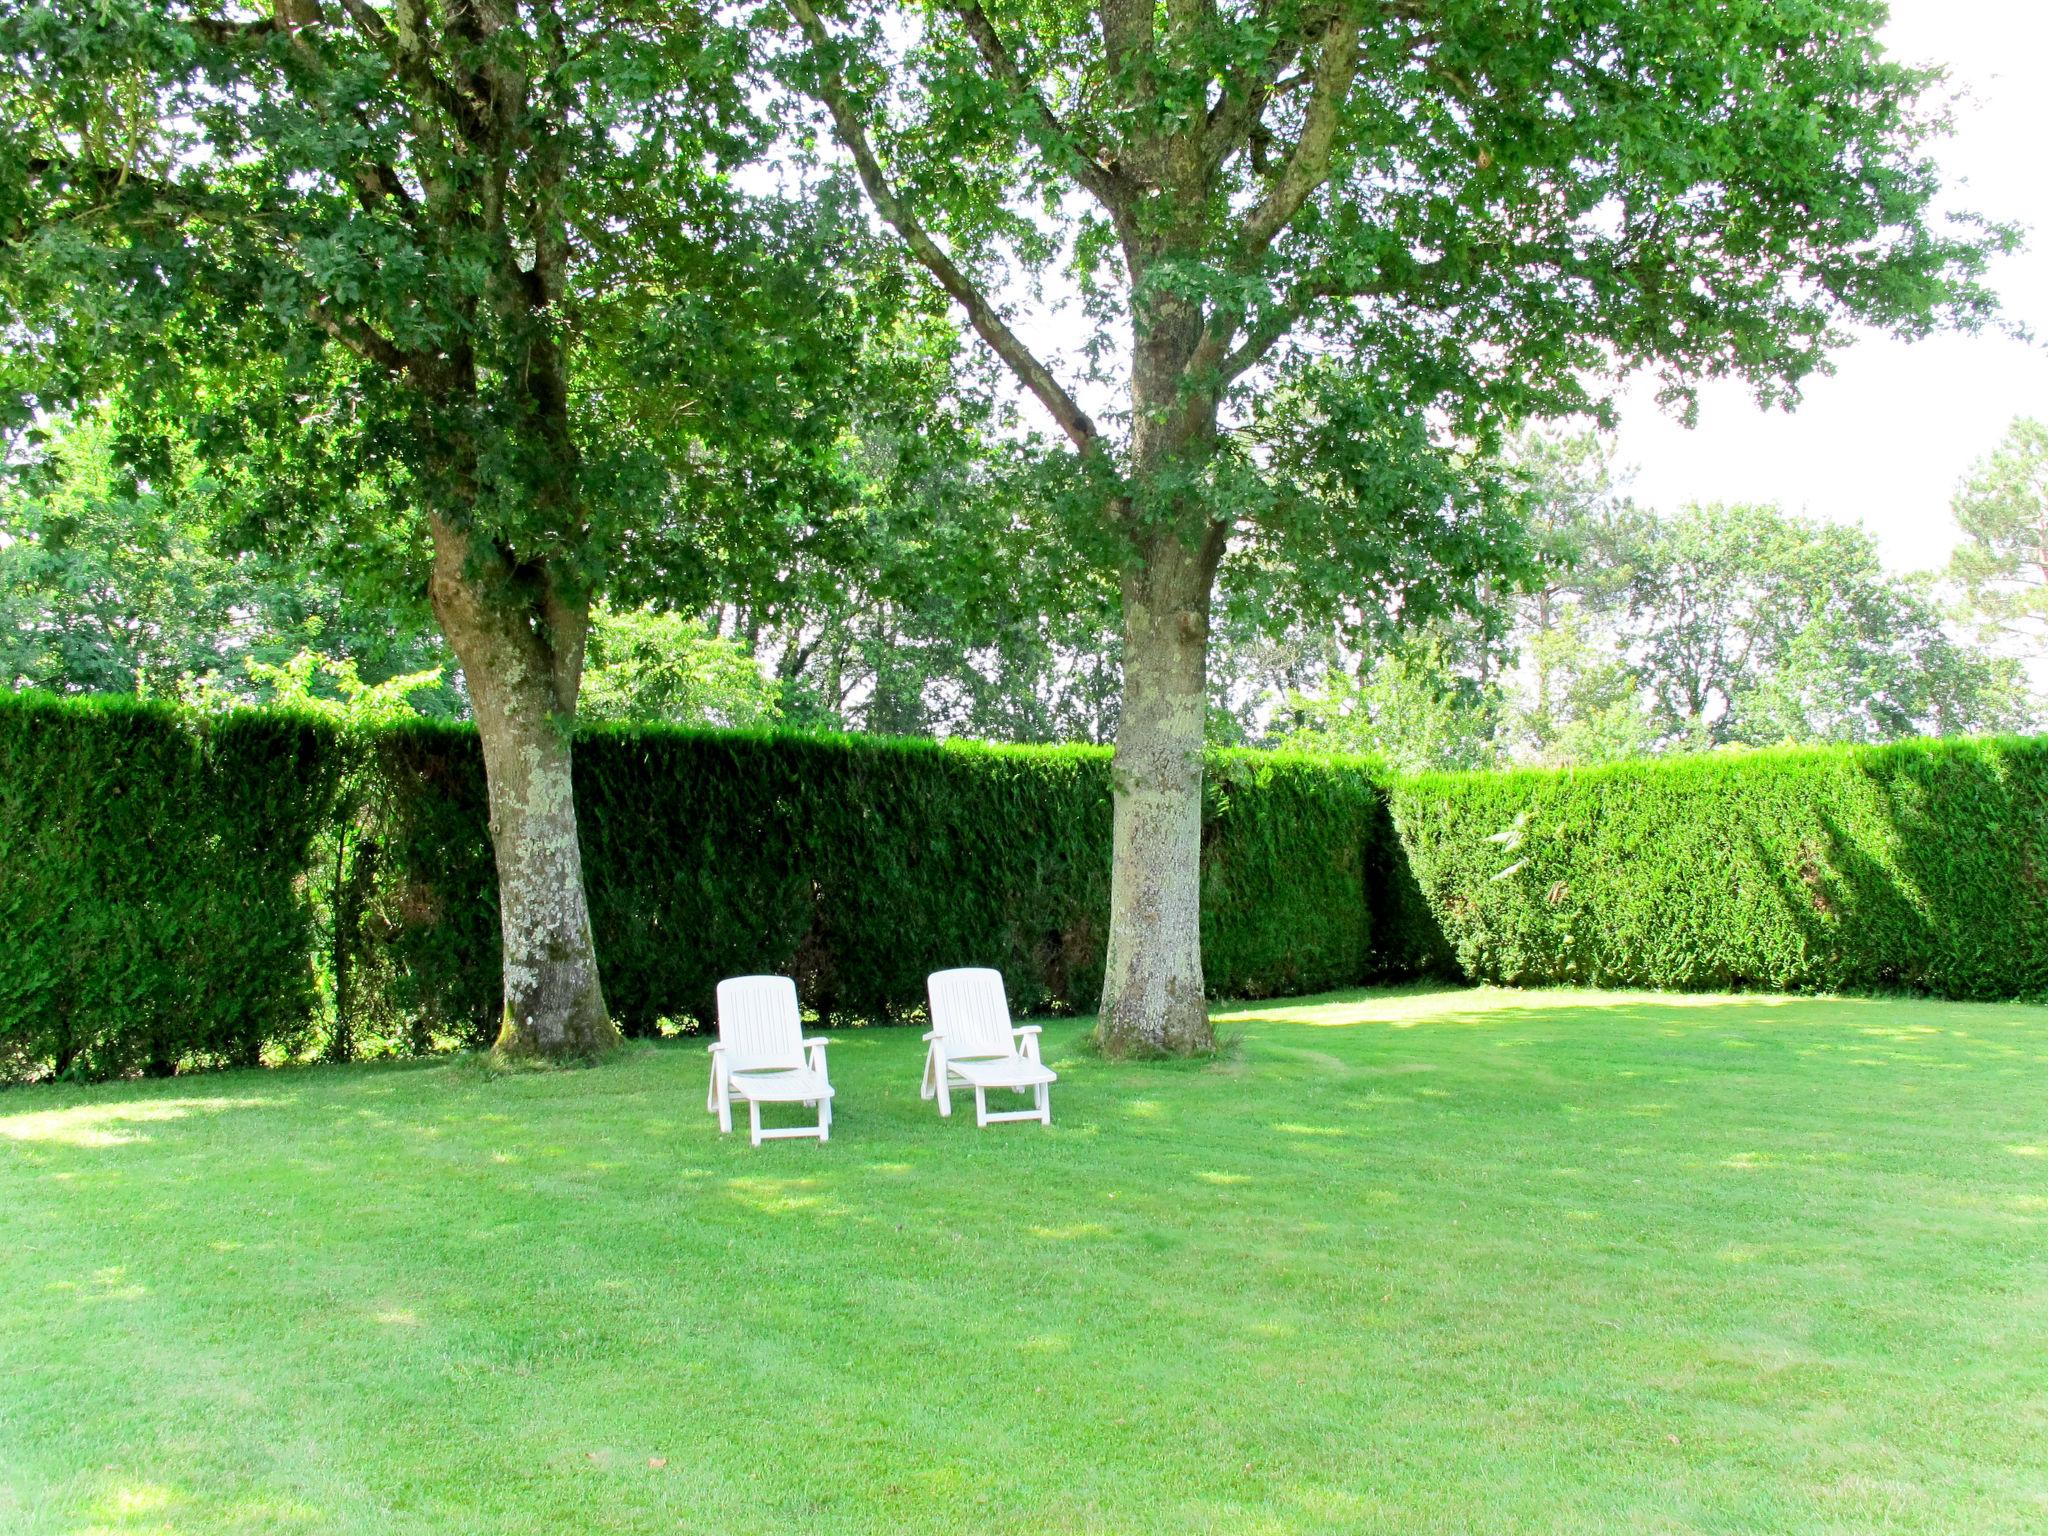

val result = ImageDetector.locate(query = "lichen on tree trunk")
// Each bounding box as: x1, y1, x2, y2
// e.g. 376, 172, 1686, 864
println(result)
1096, 537, 1218, 1057
427, 514, 618, 1063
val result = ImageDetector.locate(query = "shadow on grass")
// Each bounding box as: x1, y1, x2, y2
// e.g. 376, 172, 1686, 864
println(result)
7, 987, 2040, 1171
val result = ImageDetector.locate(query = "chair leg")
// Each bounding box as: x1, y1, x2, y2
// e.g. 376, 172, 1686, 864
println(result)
748, 1098, 763, 1148
716, 1074, 732, 1136
819, 1095, 832, 1141
974, 1086, 988, 1128
936, 1067, 952, 1117
920, 1044, 937, 1101
1037, 1083, 1051, 1125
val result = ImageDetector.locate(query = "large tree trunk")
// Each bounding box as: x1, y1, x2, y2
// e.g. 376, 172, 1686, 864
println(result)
1093, 265, 1228, 1056
1096, 534, 1218, 1056
428, 514, 618, 1062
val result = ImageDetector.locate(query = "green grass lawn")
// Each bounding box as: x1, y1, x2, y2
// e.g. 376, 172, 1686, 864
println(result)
4, 985, 2047, 1535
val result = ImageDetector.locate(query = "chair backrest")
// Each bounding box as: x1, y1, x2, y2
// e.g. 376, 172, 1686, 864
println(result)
927, 968, 1017, 1060
716, 975, 805, 1072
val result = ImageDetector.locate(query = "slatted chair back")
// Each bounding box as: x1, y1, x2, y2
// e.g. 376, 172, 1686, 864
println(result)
927, 968, 1018, 1060
716, 975, 806, 1073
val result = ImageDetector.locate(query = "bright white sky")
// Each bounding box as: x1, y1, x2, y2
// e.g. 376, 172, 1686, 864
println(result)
1610, 0, 2048, 573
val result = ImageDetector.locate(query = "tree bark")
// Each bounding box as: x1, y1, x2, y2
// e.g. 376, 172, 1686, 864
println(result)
1096, 534, 1219, 1056
427, 513, 618, 1062
1088, 259, 1231, 1056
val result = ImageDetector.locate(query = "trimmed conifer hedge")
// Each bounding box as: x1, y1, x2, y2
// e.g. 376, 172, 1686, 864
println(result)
0, 694, 1394, 1079
1389, 736, 2048, 999
358, 724, 1392, 1044
0, 693, 340, 1081
5, 687, 2042, 1085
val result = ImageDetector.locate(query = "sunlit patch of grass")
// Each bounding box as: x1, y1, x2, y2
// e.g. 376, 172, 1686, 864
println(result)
3, 986, 2045, 1534
1028, 1221, 1110, 1241
0, 1096, 268, 1148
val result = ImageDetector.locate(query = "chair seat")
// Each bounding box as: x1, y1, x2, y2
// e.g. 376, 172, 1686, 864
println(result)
945, 1054, 1057, 1090
728, 1066, 834, 1103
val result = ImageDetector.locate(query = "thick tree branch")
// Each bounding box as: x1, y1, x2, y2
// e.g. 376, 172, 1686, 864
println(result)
539, 563, 591, 714
1175, 6, 1364, 390
186, 2, 426, 231
1202, 60, 1306, 177
26, 153, 265, 229
342, 155, 424, 228
1214, 303, 1304, 383
1096, 0, 1164, 188
1097, 0, 1153, 84
785, 0, 1103, 456
188, 13, 283, 45
308, 296, 415, 374
338, 0, 497, 148
1234, 4, 1361, 260
940, 0, 1132, 216
525, 0, 573, 312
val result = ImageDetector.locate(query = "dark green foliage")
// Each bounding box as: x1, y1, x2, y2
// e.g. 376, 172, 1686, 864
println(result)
357, 721, 499, 1051
0, 695, 1390, 1079
366, 724, 1385, 1038
590, 730, 1117, 1030
1200, 753, 1383, 998
1392, 739, 2048, 999
12, 688, 2042, 1084
0, 693, 338, 1081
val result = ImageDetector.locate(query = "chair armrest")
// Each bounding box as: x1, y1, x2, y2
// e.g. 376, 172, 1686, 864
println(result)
801, 1036, 835, 1047
921, 1031, 942, 1042
1011, 1025, 1043, 1037
706, 1042, 724, 1055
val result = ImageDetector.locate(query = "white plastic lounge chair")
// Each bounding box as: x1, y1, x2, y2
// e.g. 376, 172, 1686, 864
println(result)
708, 975, 834, 1146
923, 967, 1055, 1127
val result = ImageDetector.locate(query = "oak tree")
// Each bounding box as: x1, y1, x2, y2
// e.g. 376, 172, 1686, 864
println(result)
2, 0, 911, 1058
781, 0, 2006, 1053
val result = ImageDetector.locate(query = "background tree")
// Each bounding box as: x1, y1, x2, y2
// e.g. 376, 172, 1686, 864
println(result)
1499, 432, 1653, 761
1274, 627, 1503, 772
1513, 607, 1659, 766
732, 418, 1127, 740
1950, 416, 2048, 653
781, 0, 2006, 1053
0, 411, 455, 708
1620, 503, 2028, 747
1263, 491, 2033, 761
1, 0, 923, 1059
577, 607, 783, 729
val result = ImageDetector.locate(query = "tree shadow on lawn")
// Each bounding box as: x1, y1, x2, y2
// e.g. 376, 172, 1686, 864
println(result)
0, 1045, 488, 1158
6, 986, 2040, 1183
